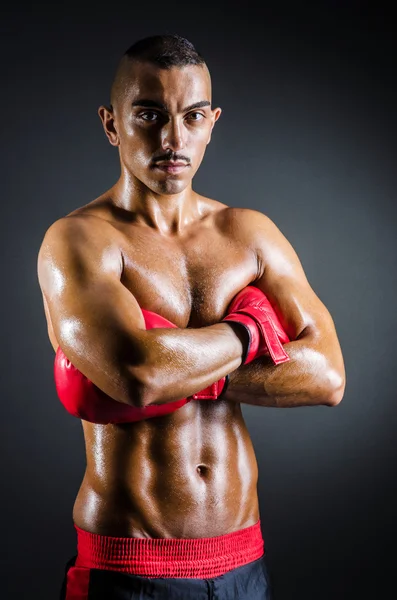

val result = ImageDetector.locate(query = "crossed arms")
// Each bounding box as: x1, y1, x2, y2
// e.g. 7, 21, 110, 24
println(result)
37, 209, 345, 410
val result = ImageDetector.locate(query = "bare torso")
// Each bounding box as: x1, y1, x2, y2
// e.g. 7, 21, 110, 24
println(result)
43, 193, 261, 538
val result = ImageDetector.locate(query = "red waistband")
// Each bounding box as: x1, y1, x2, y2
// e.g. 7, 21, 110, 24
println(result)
74, 521, 264, 578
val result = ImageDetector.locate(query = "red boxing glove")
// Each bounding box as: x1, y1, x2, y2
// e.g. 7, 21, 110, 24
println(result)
222, 285, 290, 365
54, 309, 191, 424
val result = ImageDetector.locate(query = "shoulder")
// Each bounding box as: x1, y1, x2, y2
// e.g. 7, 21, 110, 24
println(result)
215, 207, 301, 277
40, 211, 116, 251
37, 214, 121, 294
214, 206, 285, 242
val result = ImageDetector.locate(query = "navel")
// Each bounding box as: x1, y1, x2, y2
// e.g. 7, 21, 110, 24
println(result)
196, 464, 209, 477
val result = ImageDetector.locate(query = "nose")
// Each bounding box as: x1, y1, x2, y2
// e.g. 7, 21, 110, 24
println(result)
161, 117, 185, 153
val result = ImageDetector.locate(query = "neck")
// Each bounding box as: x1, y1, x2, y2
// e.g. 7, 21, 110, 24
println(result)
111, 171, 200, 236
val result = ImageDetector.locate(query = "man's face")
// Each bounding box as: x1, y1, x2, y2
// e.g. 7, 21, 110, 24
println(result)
100, 61, 221, 195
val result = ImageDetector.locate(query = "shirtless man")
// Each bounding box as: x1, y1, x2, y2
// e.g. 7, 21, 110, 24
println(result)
37, 34, 345, 600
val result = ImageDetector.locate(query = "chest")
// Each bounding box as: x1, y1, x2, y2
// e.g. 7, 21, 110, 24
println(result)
119, 226, 258, 328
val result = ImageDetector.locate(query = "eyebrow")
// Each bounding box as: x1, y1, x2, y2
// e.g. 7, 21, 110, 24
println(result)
131, 99, 211, 113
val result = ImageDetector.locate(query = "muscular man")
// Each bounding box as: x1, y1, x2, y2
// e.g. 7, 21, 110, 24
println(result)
37, 34, 345, 600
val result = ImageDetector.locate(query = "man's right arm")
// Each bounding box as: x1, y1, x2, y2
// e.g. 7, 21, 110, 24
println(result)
37, 216, 245, 408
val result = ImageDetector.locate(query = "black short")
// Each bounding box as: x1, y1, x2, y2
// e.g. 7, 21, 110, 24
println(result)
60, 554, 273, 599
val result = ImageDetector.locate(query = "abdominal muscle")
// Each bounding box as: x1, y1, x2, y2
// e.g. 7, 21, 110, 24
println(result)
73, 399, 260, 539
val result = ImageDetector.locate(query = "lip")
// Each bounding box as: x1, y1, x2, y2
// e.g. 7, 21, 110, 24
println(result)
154, 162, 188, 174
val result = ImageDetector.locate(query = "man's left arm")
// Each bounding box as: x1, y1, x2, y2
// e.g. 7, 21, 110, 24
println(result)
222, 210, 346, 408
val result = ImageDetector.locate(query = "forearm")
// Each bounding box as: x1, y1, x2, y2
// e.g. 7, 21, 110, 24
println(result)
132, 322, 247, 406
221, 329, 345, 408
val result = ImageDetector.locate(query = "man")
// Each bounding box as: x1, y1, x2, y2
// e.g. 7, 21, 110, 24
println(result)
37, 34, 345, 600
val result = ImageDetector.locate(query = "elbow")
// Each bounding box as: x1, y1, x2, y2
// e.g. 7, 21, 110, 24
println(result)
322, 372, 346, 407
125, 331, 170, 408
323, 386, 345, 407
126, 364, 160, 408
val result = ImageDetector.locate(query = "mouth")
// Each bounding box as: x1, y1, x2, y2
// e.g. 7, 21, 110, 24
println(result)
153, 161, 189, 174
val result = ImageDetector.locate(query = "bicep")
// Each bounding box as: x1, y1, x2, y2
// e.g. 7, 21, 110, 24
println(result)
37, 217, 147, 404
251, 212, 336, 342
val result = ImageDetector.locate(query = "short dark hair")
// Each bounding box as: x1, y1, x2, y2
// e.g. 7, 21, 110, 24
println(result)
123, 34, 205, 68
110, 34, 206, 107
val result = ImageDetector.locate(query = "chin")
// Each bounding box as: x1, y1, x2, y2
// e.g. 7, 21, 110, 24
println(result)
150, 179, 190, 195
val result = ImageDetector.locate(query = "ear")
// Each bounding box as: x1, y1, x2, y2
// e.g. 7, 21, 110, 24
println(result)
207, 106, 222, 145
98, 105, 120, 146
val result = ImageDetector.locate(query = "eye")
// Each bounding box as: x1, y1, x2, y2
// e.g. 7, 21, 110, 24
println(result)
186, 112, 205, 121
138, 111, 159, 122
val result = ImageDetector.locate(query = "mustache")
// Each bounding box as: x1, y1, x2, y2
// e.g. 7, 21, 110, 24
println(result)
152, 151, 191, 165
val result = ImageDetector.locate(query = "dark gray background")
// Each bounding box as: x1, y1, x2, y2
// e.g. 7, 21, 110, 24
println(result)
1, 2, 396, 599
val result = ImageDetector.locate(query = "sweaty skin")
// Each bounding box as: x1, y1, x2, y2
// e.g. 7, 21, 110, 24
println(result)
37, 60, 345, 539
41, 199, 262, 538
